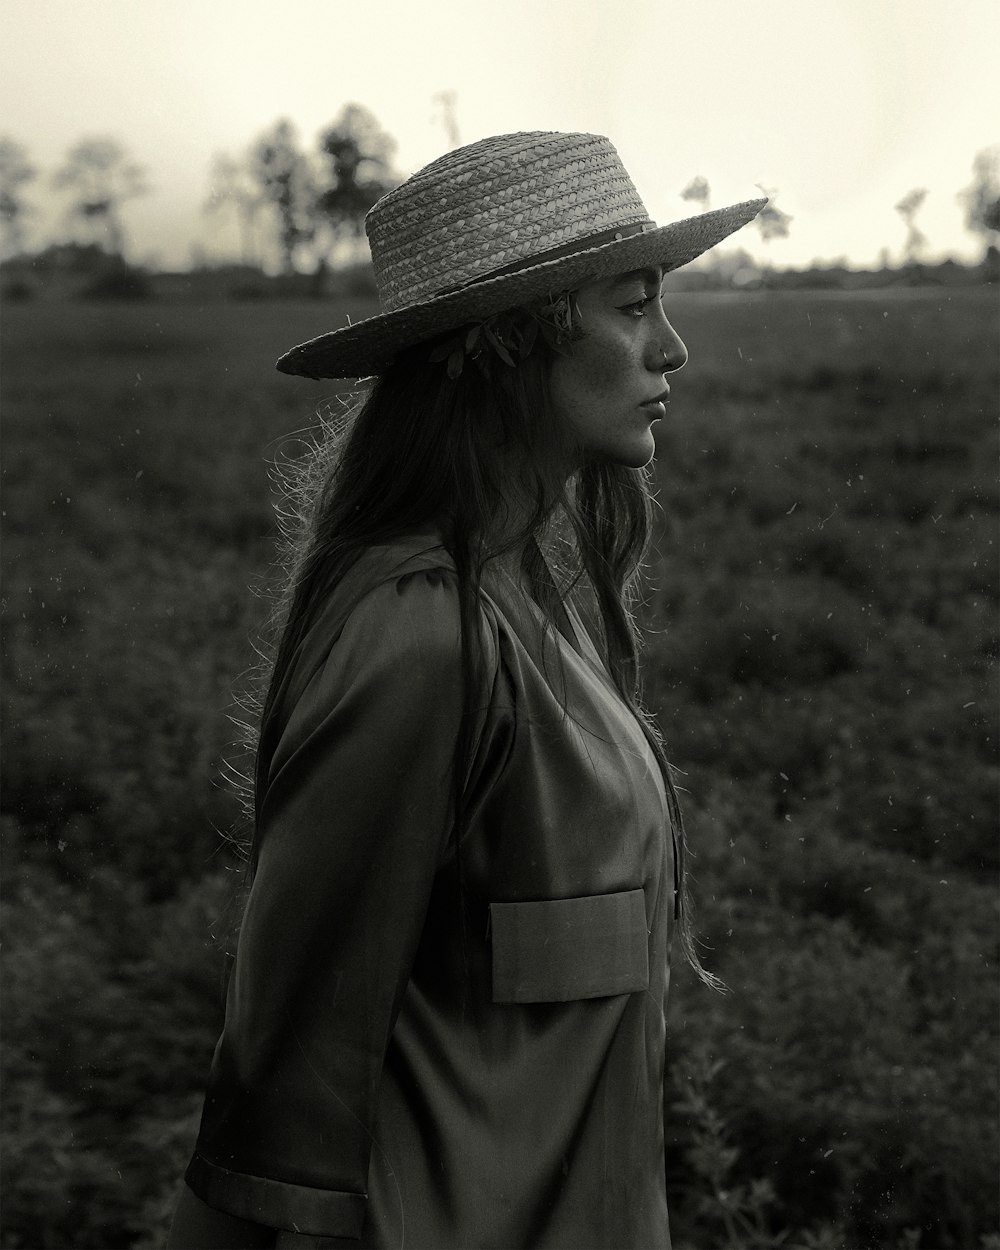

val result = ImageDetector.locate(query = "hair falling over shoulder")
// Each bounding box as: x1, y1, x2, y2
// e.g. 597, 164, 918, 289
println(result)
228, 303, 721, 990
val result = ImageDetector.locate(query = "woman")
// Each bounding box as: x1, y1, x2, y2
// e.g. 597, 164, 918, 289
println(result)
169, 131, 764, 1249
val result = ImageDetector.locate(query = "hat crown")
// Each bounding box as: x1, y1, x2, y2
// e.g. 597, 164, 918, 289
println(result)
366, 131, 652, 313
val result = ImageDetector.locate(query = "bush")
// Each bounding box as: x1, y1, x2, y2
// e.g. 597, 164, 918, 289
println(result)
1, 866, 230, 1248
81, 264, 153, 300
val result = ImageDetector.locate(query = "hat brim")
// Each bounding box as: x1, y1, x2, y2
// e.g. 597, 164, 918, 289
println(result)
276, 198, 767, 380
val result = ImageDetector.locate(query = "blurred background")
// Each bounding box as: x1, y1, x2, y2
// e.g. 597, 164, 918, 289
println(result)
1, 2, 997, 1247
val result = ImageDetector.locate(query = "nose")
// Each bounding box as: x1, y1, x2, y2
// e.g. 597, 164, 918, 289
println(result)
657, 318, 688, 373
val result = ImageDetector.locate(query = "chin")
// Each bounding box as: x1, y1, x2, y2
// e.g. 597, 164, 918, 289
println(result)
609, 438, 657, 469
585, 450, 655, 470
579, 431, 656, 470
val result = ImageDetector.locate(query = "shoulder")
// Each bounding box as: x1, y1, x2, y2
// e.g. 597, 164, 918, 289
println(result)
323, 532, 464, 662
262, 537, 507, 782
286, 533, 502, 708
338, 555, 464, 675
258, 535, 522, 804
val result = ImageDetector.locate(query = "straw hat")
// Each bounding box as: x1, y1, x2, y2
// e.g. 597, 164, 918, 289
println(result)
276, 131, 766, 380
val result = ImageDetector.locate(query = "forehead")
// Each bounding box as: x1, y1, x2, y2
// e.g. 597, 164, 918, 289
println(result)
586, 267, 663, 295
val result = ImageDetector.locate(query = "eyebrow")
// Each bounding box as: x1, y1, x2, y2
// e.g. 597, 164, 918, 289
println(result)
609, 267, 664, 292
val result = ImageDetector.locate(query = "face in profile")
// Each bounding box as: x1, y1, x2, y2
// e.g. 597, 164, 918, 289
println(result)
548, 268, 688, 469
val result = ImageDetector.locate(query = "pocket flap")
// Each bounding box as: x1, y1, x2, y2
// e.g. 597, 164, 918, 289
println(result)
490, 888, 649, 1003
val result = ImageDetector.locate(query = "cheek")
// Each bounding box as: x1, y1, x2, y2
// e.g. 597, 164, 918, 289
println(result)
559, 336, 633, 405
580, 337, 631, 392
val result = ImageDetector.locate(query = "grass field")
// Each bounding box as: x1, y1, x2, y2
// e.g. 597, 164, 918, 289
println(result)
2, 286, 998, 1249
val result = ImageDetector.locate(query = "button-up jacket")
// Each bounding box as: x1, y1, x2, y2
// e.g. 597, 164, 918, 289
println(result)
185, 534, 675, 1248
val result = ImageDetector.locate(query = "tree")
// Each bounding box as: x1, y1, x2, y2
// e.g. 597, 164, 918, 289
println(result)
52, 137, 147, 257
249, 120, 315, 275
894, 188, 928, 262
314, 104, 397, 262
432, 91, 461, 150
753, 186, 793, 246
680, 176, 711, 213
958, 146, 1000, 251
203, 152, 261, 267
0, 137, 36, 258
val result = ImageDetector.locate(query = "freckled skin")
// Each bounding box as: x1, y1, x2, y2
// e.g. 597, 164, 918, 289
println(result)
548, 269, 688, 469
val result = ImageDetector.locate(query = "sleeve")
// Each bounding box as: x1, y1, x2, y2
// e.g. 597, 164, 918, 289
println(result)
184, 568, 504, 1240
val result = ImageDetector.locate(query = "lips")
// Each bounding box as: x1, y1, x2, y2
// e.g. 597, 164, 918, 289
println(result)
642, 385, 671, 406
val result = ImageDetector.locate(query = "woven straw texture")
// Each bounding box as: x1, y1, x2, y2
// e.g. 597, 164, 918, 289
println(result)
369, 132, 651, 311
277, 131, 766, 379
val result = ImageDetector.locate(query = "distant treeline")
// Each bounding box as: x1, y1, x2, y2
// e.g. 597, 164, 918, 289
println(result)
1, 239, 997, 305
3, 121, 998, 285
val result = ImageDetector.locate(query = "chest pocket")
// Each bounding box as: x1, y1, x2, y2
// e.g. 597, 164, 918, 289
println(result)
490, 888, 649, 1003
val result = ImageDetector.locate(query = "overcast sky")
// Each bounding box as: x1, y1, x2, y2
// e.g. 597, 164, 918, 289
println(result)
2, 0, 998, 270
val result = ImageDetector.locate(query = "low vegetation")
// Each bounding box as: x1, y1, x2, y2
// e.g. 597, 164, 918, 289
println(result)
2, 287, 997, 1248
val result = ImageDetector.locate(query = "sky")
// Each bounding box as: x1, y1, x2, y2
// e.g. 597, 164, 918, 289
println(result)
2, 0, 998, 271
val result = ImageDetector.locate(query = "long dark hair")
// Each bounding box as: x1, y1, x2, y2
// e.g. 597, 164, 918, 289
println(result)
243, 303, 719, 987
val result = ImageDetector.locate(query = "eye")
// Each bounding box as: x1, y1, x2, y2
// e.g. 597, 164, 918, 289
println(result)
619, 293, 659, 318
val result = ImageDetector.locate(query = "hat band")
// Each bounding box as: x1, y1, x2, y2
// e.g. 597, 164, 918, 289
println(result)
439, 219, 656, 298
